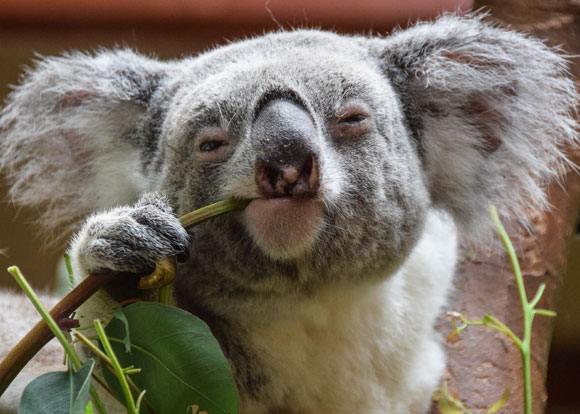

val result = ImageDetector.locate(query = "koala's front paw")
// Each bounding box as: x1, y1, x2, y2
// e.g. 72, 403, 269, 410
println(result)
70, 193, 190, 276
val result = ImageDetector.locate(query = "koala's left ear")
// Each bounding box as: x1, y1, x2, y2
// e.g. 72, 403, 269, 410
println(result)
368, 14, 578, 235
0, 49, 170, 241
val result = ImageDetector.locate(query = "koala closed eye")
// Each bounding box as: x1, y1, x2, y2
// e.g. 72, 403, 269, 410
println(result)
200, 140, 226, 152
331, 101, 372, 140
194, 127, 234, 162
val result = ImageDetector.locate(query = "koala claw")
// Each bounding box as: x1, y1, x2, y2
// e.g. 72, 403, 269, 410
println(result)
71, 193, 190, 276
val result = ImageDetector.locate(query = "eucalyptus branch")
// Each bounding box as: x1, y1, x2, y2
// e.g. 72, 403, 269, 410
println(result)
7, 267, 82, 369
0, 271, 118, 398
0, 197, 249, 400
178, 198, 250, 229
75, 330, 154, 413
4, 267, 107, 414
95, 319, 138, 414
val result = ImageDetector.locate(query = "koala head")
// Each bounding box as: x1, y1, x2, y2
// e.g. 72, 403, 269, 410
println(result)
0, 15, 577, 304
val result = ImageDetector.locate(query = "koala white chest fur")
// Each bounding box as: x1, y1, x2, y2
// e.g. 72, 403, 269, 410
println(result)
0, 14, 577, 414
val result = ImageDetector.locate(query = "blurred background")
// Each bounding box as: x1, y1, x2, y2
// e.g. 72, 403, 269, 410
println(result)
0, 1, 577, 413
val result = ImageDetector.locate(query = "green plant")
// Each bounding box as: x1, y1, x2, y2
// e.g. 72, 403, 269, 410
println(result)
438, 206, 556, 414
0, 198, 248, 413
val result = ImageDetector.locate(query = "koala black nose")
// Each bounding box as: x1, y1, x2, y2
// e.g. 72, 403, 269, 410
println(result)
252, 99, 320, 199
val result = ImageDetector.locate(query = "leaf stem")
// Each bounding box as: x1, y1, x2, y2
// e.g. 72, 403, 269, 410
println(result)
8, 267, 82, 368
454, 313, 523, 349
6, 266, 107, 414
529, 283, 546, 309
483, 314, 524, 350
158, 284, 172, 305
489, 207, 534, 414
75, 329, 154, 412
94, 319, 138, 414
178, 198, 250, 229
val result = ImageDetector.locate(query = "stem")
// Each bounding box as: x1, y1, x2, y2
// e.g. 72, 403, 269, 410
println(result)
75, 331, 155, 413
489, 206, 532, 414
489, 207, 528, 315
64, 254, 75, 287
179, 198, 250, 229
5, 266, 107, 414
74, 330, 115, 370
447, 208, 557, 414
158, 284, 172, 305
0, 271, 118, 397
89, 387, 107, 414
520, 338, 532, 414
483, 314, 524, 350
7, 266, 82, 368
534, 309, 557, 317
529, 283, 546, 309
94, 320, 138, 414
455, 313, 523, 350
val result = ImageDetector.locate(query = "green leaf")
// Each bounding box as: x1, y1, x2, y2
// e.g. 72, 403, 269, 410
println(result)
103, 302, 239, 414
19, 359, 95, 414
488, 388, 510, 413
114, 307, 131, 353
433, 384, 471, 414
64, 253, 75, 287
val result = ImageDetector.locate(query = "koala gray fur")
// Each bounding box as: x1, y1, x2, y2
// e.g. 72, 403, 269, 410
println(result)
0, 14, 577, 413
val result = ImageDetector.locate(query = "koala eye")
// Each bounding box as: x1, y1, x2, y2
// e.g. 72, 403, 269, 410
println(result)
199, 140, 227, 152
194, 127, 234, 161
332, 101, 371, 140
338, 112, 368, 125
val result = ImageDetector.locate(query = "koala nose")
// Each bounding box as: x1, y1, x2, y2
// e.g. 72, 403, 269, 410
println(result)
252, 99, 320, 199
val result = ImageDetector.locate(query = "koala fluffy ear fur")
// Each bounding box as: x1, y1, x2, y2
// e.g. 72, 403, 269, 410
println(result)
0, 50, 167, 239
369, 14, 578, 236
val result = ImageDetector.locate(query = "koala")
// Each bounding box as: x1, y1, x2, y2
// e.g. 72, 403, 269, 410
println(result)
0, 14, 577, 414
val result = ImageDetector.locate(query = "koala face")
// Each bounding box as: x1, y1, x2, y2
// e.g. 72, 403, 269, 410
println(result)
157, 34, 429, 300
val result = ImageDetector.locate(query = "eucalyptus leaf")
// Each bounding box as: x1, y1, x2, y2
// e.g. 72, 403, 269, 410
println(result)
103, 302, 239, 414
114, 307, 131, 353
19, 359, 95, 414
488, 388, 510, 413
434, 384, 471, 414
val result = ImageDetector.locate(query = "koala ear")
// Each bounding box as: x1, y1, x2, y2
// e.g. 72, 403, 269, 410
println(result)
0, 49, 168, 239
370, 14, 578, 236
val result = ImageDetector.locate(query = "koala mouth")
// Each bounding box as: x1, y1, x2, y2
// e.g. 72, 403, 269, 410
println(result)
242, 197, 325, 260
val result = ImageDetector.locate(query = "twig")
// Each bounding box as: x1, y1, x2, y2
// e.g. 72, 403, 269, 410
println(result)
0, 271, 118, 397
94, 320, 138, 414
4, 267, 108, 413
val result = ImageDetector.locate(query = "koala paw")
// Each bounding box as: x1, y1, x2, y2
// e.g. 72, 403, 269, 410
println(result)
71, 193, 190, 275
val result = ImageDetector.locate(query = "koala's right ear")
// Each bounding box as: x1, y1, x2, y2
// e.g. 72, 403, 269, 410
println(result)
367, 14, 579, 237
0, 49, 169, 240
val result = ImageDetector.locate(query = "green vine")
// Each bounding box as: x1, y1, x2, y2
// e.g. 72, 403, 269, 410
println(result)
443, 206, 557, 414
